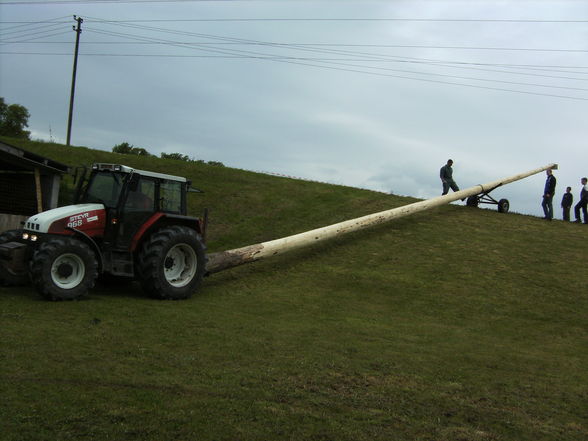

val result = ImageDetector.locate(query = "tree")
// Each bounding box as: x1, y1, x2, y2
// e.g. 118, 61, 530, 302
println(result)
160, 152, 190, 161
0, 97, 31, 139
112, 142, 151, 156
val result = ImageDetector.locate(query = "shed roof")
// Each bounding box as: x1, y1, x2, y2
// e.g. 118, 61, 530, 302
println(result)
0, 140, 70, 174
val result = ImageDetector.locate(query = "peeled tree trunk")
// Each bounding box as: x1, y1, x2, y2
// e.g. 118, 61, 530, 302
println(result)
206, 163, 557, 274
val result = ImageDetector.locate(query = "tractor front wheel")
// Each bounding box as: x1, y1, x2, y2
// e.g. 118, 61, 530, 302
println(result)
137, 226, 206, 300
30, 237, 98, 300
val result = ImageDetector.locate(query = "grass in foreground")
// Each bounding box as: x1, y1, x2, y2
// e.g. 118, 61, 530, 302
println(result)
0, 137, 587, 440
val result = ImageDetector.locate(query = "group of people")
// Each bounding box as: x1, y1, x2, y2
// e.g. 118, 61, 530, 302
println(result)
543, 170, 588, 223
439, 159, 588, 223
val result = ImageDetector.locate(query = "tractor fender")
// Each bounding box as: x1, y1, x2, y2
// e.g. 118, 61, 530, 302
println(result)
65, 227, 104, 273
130, 213, 204, 253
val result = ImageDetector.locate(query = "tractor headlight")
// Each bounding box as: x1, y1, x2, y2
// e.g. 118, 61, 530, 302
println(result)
22, 233, 38, 241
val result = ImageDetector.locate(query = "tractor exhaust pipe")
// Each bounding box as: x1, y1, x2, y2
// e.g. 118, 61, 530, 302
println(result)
206, 163, 557, 274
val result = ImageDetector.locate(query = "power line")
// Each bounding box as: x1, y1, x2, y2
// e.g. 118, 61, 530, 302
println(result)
5, 17, 587, 77
0, 30, 71, 43
84, 18, 588, 54
6, 37, 588, 64
2, 11, 588, 23
3, 14, 587, 102
86, 18, 588, 23
30, 26, 582, 100
4, 48, 587, 91
0, 22, 67, 39
80, 21, 588, 90
80, 20, 588, 78
0, 0, 232, 4
0, 16, 71, 30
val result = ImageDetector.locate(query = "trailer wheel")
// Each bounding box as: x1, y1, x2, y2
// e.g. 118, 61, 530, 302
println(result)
498, 198, 510, 213
30, 237, 98, 300
0, 229, 29, 286
137, 225, 206, 300
466, 196, 479, 207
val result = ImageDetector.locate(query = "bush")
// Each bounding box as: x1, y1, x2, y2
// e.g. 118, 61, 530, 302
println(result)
160, 152, 190, 161
112, 142, 151, 156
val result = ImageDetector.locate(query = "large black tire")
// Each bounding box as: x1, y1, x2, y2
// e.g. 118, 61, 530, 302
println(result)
137, 226, 206, 300
497, 198, 510, 213
30, 237, 98, 301
0, 229, 29, 286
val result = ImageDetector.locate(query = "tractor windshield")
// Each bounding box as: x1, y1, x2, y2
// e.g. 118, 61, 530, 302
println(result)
82, 171, 124, 208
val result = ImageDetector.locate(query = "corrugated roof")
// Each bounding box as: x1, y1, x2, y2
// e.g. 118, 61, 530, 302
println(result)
0, 141, 70, 174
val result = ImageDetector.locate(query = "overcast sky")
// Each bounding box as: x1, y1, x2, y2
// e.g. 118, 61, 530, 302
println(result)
1, 0, 587, 218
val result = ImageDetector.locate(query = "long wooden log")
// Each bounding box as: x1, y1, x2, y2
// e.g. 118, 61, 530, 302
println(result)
206, 163, 557, 274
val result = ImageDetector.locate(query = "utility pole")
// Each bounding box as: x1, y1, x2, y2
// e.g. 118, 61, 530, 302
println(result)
66, 15, 83, 146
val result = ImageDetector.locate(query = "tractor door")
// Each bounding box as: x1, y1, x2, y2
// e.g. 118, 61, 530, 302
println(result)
116, 175, 156, 249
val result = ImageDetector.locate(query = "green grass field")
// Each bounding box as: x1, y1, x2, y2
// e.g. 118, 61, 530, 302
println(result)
1, 138, 587, 440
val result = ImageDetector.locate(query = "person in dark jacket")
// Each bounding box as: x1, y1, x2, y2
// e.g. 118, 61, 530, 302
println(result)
574, 177, 588, 224
541, 168, 556, 220
561, 187, 573, 221
440, 159, 460, 195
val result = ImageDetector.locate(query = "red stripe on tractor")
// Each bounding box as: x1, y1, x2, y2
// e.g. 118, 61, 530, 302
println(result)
130, 212, 165, 252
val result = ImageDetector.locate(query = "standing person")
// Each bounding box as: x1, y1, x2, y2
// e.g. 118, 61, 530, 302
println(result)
574, 177, 588, 224
541, 168, 556, 221
561, 187, 573, 221
440, 159, 460, 195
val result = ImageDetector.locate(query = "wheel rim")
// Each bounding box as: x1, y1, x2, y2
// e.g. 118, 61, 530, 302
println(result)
163, 243, 197, 288
50, 253, 86, 289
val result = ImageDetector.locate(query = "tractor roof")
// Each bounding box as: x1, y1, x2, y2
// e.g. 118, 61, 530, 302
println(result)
92, 163, 187, 183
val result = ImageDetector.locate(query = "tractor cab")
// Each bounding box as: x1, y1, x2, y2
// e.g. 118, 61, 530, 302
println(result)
75, 163, 193, 249
76, 163, 189, 214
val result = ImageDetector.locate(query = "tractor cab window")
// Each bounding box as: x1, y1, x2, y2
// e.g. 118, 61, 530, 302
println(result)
125, 177, 155, 212
83, 171, 123, 208
160, 180, 182, 214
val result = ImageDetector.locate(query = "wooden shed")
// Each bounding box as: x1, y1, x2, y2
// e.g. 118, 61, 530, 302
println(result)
0, 140, 70, 232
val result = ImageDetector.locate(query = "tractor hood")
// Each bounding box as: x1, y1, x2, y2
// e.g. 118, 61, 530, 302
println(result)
24, 203, 106, 236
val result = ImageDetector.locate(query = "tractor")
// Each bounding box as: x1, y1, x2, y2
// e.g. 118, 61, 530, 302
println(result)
0, 163, 207, 300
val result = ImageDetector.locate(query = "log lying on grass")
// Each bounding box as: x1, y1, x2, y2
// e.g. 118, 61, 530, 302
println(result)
206, 163, 557, 274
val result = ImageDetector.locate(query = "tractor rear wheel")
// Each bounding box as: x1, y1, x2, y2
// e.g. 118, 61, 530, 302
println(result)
137, 225, 206, 300
30, 237, 98, 300
0, 229, 29, 286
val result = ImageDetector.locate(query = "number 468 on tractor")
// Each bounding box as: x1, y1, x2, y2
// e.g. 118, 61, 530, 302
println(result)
0, 163, 207, 301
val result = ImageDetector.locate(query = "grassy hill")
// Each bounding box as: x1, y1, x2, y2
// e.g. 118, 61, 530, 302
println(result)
1, 137, 587, 441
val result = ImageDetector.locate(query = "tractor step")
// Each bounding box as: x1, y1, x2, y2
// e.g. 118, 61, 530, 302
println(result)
104, 250, 135, 277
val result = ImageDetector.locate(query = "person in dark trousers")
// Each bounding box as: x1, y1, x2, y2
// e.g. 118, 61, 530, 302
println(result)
541, 168, 556, 220
440, 159, 460, 195
574, 177, 588, 224
561, 186, 573, 221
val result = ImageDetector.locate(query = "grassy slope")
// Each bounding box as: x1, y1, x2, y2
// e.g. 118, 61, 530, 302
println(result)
1, 137, 587, 441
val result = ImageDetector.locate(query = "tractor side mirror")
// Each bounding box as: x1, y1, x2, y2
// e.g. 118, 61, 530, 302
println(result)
128, 173, 140, 192
72, 166, 88, 204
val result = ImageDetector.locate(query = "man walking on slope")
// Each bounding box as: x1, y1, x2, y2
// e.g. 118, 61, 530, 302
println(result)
574, 177, 588, 224
541, 168, 557, 221
440, 159, 460, 196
